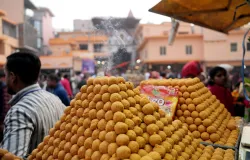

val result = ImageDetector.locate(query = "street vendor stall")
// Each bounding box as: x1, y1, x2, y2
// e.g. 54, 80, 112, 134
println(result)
1, 1, 250, 160
0, 77, 241, 160
148, 0, 250, 159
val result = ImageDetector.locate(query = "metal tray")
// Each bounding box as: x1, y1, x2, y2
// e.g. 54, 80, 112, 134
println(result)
200, 125, 243, 160
200, 124, 243, 150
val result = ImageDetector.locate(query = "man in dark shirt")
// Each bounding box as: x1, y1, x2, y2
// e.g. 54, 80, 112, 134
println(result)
47, 74, 70, 106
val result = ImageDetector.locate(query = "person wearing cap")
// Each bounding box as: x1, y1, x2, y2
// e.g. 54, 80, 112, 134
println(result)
181, 61, 203, 79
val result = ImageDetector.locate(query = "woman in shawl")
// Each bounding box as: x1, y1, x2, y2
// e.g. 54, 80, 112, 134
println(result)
207, 66, 235, 116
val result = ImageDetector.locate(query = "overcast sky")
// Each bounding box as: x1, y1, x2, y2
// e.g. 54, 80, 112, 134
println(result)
31, 0, 170, 30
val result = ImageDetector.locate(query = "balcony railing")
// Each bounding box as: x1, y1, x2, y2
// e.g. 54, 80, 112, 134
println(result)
2, 19, 17, 38
18, 22, 38, 50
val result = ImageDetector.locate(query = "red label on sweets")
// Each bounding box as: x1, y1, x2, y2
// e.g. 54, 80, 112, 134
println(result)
140, 85, 179, 118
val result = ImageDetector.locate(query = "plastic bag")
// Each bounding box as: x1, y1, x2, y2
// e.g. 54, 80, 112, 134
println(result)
140, 84, 179, 118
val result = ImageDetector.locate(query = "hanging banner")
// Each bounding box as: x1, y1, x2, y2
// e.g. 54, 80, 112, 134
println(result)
81, 53, 95, 74
82, 58, 95, 74
73, 51, 95, 74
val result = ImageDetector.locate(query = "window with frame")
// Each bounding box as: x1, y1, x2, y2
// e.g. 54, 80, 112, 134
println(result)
94, 44, 103, 52
247, 42, 250, 51
160, 46, 166, 56
231, 43, 237, 52
37, 38, 41, 48
186, 45, 192, 55
79, 44, 88, 50
34, 20, 42, 36
2, 20, 17, 38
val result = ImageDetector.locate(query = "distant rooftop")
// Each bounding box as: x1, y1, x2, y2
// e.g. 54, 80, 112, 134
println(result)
128, 10, 135, 19
92, 17, 140, 30
25, 0, 37, 10
36, 7, 55, 17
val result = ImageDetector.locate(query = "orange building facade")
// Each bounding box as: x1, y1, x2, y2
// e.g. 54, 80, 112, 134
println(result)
0, 10, 19, 67
40, 31, 109, 71
135, 22, 250, 72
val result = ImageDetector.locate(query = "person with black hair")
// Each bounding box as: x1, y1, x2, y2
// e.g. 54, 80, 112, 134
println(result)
77, 73, 90, 90
0, 50, 65, 158
160, 72, 166, 79
47, 74, 70, 106
207, 66, 235, 116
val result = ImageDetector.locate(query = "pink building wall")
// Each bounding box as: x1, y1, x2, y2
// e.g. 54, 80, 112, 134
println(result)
136, 22, 250, 67
42, 12, 54, 46
203, 28, 227, 41
140, 36, 203, 63
0, 0, 24, 23
204, 32, 250, 65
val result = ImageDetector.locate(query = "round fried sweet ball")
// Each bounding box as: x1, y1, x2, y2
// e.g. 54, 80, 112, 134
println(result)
111, 102, 124, 112
113, 111, 126, 123
142, 103, 155, 115
116, 146, 131, 159
140, 156, 154, 160
108, 76, 118, 85
116, 134, 130, 146
130, 154, 141, 160
149, 134, 162, 146
108, 84, 120, 93
201, 132, 210, 141
144, 115, 157, 125
140, 97, 151, 106
114, 122, 128, 134
153, 145, 166, 158
146, 124, 159, 135
207, 126, 216, 134
210, 133, 220, 143
148, 151, 161, 160
110, 93, 122, 103
128, 141, 140, 153
2, 153, 15, 160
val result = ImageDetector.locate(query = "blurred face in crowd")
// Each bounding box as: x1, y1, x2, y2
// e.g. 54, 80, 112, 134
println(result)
47, 78, 57, 88
213, 70, 227, 86
4, 67, 17, 95
0, 74, 5, 82
198, 74, 206, 83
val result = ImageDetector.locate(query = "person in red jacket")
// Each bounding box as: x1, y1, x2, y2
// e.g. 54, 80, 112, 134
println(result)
207, 66, 235, 116
60, 74, 73, 98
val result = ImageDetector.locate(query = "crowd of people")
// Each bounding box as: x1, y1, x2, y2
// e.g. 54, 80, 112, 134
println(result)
0, 49, 249, 158
38, 72, 90, 106
146, 61, 250, 121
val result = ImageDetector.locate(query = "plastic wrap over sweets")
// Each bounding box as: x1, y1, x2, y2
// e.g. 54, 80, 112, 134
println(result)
140, 85, 179, 118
